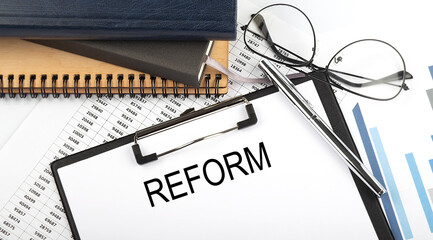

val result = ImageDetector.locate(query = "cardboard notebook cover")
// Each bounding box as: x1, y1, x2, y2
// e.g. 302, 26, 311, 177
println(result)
0, 39, 228, 98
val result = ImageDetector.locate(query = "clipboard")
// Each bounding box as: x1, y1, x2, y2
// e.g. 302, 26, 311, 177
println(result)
51, 84, 393, 240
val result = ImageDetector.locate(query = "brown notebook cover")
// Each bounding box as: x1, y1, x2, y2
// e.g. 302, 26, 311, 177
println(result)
0, 39, 228, 98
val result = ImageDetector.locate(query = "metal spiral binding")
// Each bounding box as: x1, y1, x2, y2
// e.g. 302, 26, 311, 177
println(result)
30, 74, 37, 98
161, 78, 168, 98
52, 74, 60, 98
18, 75, 26, 98
41, 75, 48, 98
183, 84, 189, 98
150, 76, 157, 98
205, 74, 210, 98
96, 74, 102, 98
62, 74, 70, 98
128, 74, 134, 98
173, 82, 179, 97
106, 74, 113, 99
73, 74, 80, 98
117, 74, 124, 98
0, 73, 222, 99
8, 75, 15, 98
215, 74, 221, 98
139, 74, 146, 97
85, 74, 92, 98
0, 75, 4, 98
194, 88, 199, 98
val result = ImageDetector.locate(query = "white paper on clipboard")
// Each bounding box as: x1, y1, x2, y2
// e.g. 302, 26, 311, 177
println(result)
56, 91, 376, 240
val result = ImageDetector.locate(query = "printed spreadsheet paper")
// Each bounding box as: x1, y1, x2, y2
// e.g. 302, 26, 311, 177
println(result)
0, 1, 342, 240
57, 93, 376, 240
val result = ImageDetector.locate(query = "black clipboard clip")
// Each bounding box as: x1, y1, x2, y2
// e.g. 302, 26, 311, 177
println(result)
132, 96, 257, 165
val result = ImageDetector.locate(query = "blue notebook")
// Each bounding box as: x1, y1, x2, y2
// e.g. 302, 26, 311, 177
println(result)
0, 0, 237, 40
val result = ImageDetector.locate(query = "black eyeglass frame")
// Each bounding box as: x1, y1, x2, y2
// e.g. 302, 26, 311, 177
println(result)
241, 3, 411, 101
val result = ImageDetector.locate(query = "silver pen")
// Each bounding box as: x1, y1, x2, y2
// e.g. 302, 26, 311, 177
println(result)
259, 59, 386, 197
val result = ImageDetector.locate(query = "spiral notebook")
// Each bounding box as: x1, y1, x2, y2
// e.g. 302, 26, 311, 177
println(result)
0, 39, 228, 98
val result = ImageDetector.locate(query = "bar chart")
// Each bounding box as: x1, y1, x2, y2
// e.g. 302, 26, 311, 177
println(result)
352, 103, 433, 240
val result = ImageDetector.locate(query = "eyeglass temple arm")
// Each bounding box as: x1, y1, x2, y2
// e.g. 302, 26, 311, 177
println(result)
285, 69, 412, 92
327, 70, 412, 90
251, 14, 306, 65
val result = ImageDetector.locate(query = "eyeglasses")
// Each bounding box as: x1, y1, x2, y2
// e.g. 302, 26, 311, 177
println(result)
241, 3, 413, 101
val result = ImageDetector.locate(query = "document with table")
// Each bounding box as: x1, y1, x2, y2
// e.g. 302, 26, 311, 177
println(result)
51, 89, 376, 239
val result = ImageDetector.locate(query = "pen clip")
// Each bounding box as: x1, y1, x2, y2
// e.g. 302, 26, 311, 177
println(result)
132, 97, 257, 165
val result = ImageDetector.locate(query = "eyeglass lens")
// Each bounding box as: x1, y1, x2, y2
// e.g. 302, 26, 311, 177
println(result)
327, 40, 406, 100
244, 4, 315, 67
244, 4, 407, 100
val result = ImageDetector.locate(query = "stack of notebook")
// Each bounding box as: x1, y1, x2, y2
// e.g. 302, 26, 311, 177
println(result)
0, 0, 237, 98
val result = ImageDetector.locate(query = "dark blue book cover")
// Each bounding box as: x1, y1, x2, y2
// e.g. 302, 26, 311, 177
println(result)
0, 0, 237, 40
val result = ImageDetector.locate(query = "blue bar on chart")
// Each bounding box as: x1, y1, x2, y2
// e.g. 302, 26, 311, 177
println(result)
430, 159, 433, 173
352, 104, 404, 240
405, 153, 433, 233
369, 127, 413, 239
429, 66, 433, 80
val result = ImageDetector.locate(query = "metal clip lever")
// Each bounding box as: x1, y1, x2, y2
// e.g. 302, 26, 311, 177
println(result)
132, 97, 257, 165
